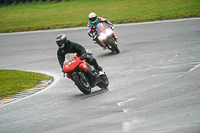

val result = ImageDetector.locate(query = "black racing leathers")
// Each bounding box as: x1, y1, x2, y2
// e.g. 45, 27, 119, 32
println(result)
57, 41, 86, 69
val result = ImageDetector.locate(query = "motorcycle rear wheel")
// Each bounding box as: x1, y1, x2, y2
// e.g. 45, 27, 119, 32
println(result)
107, 38, 120, 54
97, 73, 109, 89
73, 73, 91, 94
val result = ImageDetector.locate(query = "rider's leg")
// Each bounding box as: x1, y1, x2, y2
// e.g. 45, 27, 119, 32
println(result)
89, 58, 102, 71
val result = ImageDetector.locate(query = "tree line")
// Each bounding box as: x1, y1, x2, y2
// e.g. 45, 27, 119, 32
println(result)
0, 0, 66, 6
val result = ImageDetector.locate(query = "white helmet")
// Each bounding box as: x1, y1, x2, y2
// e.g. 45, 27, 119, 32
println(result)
88, 12, 97, 23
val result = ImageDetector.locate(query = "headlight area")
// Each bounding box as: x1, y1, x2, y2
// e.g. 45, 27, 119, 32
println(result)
99, 29, 112, 40
99, 33, 107, 40
106, 29, 112, 36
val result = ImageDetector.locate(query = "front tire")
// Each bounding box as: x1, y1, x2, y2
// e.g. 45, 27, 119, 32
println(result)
107, 38, 120, 54
73, 73, 91, 94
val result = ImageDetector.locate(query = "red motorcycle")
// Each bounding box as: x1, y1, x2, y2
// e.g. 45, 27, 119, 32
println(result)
95, 23, 120, 53
63, 52, 109, 94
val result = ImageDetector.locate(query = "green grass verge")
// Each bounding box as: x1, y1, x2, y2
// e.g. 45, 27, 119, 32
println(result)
0, 0, 200, 33
0, 70, 51, 99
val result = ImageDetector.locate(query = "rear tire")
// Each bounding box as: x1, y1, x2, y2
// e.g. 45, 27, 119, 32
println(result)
97, 73, 109, 89
73, 73, 91, 94
107, 38, 120, 54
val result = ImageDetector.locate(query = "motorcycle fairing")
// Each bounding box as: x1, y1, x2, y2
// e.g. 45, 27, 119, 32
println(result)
79, 61, 87, 72
63, 54, 81, 73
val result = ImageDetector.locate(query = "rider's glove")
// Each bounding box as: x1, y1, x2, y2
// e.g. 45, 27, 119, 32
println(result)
80, 53, 88, 60
110, 25, 114, 30
80, 53, 93, 62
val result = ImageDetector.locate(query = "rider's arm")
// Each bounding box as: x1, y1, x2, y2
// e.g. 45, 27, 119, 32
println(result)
57, 50, 65, 69
87, 24, 96, 38
87, 26, 93, 37
98, 17, 113, 26
73, 42, 86, 57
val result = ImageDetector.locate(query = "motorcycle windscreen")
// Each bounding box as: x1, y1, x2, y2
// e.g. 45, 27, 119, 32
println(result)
63, 53, 81, 73
65, 53, 76, 62
96, 23, 105, 34
97, 23, 104, 30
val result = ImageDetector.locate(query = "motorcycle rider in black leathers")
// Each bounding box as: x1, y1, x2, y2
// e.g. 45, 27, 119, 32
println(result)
56, 34, 102, 83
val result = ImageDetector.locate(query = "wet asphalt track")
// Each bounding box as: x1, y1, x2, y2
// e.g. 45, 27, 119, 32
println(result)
0, 18, 200, 133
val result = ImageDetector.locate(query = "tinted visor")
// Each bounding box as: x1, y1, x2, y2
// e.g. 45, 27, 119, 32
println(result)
56, 40, 64, 47
89, 16, 97, 22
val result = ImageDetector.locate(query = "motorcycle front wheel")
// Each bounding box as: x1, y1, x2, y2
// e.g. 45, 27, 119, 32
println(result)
107, 38, 120, 54
73, 73, 91, 94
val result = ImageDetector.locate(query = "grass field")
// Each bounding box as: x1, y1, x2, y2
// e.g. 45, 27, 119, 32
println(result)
0, 70, 51, 98
0, 0, 200, 33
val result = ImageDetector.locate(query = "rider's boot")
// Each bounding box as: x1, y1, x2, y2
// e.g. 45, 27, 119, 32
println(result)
97, 65, 102, 71
115, 36, 118, 40
102, 47, 107, 50
93, 40, 97, 44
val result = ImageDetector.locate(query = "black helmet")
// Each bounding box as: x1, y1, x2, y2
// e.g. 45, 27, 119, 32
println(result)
56, 34, 68, 48
88, 12, 97, 24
